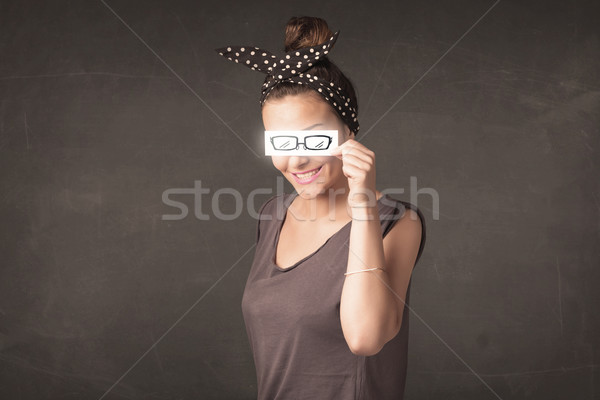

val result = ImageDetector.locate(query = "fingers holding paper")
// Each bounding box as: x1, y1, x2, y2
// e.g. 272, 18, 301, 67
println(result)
328, 139, 377, 209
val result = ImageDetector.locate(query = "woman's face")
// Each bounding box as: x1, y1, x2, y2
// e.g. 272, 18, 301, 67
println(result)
262, 92, 354, 200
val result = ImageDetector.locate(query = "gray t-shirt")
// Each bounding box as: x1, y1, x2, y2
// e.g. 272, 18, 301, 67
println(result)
242, 192, 426, 399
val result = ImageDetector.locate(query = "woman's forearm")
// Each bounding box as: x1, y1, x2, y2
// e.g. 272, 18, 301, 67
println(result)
339, 203, 400, 356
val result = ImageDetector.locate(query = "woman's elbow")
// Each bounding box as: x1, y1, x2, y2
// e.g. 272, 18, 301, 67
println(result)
346, 334, 385, 356
346, 318, 401, 356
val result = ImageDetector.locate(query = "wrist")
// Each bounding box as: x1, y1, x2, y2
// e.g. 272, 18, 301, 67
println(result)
347, 188, 377, 208
350, 203, 379, 221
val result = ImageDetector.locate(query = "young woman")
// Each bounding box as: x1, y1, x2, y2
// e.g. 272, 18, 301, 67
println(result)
217, 16, 426, 400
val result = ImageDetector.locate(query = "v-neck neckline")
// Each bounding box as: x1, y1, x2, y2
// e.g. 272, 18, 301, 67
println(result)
271, 192, 387, 272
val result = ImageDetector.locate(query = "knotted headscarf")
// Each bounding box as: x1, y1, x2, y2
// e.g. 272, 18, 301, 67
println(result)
215, 30, 359, 134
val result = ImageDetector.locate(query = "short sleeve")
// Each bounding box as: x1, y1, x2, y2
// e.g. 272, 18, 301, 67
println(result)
384, 199, 427, 267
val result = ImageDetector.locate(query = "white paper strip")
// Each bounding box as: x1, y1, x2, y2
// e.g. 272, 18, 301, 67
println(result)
264, 130, 338, 156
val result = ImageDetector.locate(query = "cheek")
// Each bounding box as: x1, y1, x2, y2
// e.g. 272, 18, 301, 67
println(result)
271, 156, 287, 172
322, 157, 342, 173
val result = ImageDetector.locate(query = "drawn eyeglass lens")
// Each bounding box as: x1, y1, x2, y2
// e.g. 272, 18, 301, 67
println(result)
304, 136, 331, 150
272, 136, 298, 150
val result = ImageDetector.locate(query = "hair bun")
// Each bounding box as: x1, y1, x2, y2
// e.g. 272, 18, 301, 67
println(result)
284, 16, 334, 52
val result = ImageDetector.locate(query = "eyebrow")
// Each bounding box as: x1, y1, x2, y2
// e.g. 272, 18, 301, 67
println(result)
302, 123, 324, 130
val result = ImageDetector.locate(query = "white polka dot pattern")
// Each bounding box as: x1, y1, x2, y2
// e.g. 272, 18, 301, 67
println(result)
215, 30, 359, 134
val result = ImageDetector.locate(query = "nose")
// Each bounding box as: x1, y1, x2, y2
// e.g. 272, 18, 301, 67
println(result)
287, 155, 311, 169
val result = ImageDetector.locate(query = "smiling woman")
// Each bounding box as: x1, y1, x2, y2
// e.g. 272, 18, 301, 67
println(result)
216, 16, 426, 400
262, 93, 351, 197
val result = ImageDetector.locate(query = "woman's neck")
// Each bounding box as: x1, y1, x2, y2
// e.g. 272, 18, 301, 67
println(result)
290, 187, 382, 224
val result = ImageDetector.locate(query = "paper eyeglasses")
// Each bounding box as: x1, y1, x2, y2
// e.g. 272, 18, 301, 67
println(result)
264, 130, 338, 156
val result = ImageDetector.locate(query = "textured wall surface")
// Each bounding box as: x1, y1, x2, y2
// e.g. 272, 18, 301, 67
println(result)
0, 0, 598, 399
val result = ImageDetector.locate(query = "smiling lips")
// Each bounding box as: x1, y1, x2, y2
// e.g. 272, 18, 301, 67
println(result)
293, 166, 321, 176
291, 166, 323, 183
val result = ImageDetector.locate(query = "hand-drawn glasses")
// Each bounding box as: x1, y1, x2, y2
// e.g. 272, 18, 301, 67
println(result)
269, 135, 333, 151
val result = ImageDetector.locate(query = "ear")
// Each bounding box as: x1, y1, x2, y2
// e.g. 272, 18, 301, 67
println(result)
344, 124, 354, 140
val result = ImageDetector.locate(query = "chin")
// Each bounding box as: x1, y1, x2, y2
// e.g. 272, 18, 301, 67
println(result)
296, 189, 323, 199
292, 180, 339, 200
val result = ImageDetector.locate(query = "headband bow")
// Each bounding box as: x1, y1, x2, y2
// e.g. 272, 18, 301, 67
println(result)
215, 30, 359, 134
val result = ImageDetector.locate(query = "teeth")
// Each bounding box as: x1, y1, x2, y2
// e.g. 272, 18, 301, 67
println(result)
297, 171, 316, 179
295, 168, 320, 179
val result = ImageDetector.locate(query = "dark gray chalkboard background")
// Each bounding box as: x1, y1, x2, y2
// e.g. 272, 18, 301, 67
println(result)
1, 0, 598, 399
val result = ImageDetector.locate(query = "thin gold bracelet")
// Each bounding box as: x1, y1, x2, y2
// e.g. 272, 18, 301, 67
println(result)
344, 267, 386, 276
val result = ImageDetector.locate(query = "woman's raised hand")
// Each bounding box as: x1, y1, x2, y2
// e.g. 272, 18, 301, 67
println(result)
328, 139, 377, 212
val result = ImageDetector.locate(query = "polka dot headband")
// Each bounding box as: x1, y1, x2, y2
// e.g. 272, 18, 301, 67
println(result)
215, 30, 359, 134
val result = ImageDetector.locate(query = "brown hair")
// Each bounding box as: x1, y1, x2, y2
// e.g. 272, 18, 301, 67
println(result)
262, 16, 359, 134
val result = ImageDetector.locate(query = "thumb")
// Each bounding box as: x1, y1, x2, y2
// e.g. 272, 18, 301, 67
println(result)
328, 145, 342, 158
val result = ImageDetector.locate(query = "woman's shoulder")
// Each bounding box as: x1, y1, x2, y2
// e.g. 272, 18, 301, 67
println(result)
379, 194, 423, 222
256, 192, 294, 220
380, 194, 427, 265
255, 194, 283, 244
256, 194, 279, 219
